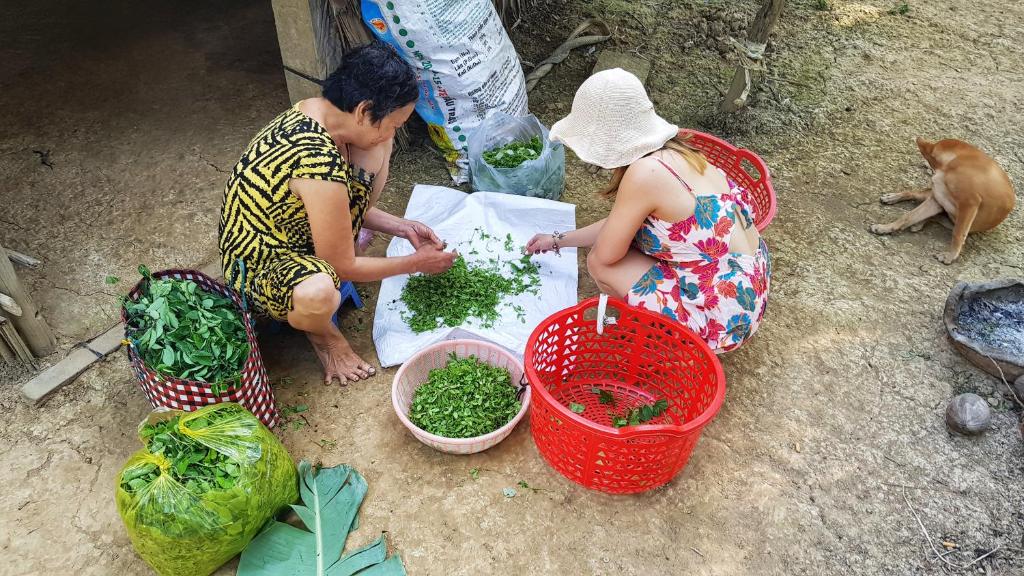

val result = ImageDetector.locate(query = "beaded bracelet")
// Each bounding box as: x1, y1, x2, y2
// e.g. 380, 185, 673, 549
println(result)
551, 231, 566, 255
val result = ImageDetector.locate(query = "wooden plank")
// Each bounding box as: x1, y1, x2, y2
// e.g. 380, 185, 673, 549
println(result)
19, 321, 130, 403
0, 245, 55, 357
0, 318, 14, 363
7, 249, 41, 269
21, 347, 97, 405
86, 323, 124, 356
0, 316, 34, 364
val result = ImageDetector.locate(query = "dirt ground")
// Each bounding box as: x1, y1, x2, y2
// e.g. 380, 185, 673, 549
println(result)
2, 0, 1023, 574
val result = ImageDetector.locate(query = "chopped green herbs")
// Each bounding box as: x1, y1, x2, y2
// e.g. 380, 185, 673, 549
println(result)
482, 137, 543, 169
124, 265, 249, 394
569, 402, 586, 414
399, 251, 541, 334
409, 353, 521, 438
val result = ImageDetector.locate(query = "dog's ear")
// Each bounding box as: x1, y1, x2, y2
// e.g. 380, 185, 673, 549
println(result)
916, 138, 938, 166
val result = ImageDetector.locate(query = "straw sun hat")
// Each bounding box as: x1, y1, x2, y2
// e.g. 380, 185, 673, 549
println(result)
549, 68, 678, 170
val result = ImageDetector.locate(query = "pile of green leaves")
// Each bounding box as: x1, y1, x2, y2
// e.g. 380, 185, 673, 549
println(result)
124, 265, 249, 393
483, 136, 543, 169
409, 353, 521, 438
399, 249, 540, 333
120, 413, 242, 494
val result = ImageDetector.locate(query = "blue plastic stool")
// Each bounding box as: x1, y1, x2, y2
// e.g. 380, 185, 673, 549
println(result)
268, 281, 363, 334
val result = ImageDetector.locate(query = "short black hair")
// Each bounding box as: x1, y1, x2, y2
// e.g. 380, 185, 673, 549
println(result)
322, 41, 419, 124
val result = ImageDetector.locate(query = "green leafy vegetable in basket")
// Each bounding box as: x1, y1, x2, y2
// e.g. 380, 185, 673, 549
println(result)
124, 265, 249, 394
610, 399, 670, 428
482, 136, 543, 169
115, 403, 298, 576
409, 353, 521, 438
399, 253, 540, 333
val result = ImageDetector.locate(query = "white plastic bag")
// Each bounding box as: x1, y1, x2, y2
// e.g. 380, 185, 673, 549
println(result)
469, 111, 565, 200
362, 0, 528, 184
372, 185, 578, 368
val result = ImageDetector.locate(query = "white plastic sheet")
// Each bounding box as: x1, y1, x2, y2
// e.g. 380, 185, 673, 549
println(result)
372, 185, 577, 367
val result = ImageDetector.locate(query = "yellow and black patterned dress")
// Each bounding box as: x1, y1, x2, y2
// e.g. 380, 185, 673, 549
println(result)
218, 105, 374, 320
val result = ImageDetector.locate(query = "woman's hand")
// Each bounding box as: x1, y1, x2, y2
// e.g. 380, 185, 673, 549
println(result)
398, 220, 443, 250
525, 233, 558, 255
414, 244, 458, 274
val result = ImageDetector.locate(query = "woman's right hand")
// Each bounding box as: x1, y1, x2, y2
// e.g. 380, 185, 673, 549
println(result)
414, 244, 458, 274
525, 233, 557, 255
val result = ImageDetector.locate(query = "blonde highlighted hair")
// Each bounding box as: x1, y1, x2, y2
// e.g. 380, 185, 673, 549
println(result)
601, 134, 708, 196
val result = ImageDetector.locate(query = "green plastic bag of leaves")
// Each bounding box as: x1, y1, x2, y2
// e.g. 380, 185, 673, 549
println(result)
115, 403, 298, 576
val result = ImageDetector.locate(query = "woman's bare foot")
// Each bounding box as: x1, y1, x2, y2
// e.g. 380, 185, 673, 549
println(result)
306, 331, 377, 384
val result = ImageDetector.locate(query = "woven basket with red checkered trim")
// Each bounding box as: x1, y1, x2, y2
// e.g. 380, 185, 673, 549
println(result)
121, 269, 278, 428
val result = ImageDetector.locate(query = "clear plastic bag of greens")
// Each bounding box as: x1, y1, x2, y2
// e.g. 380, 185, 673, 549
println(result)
115, 403, 298, 576
468, 110, 565, 201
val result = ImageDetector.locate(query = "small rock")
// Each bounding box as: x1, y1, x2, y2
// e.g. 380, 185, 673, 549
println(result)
987, 397, 999, 407
502, 487, 517, 498
945, 393, 992, 435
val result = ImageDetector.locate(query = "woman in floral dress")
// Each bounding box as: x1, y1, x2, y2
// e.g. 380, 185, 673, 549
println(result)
526, 69, 770, 352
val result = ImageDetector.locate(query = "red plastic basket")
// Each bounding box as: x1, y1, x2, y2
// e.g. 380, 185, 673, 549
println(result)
525, 297, 726, 494
121, 269, 279, 428
680, 129, 776, 232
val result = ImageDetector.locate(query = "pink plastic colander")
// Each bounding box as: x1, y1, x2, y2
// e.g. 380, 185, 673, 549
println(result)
392, 339, 531, 454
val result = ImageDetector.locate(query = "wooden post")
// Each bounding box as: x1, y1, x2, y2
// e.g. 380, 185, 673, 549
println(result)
0, 245, 55, 357
720, 0, 786, 113
271, 0, 408, 148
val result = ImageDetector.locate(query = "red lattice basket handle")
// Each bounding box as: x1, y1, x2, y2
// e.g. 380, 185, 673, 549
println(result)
733, 148, 767, 182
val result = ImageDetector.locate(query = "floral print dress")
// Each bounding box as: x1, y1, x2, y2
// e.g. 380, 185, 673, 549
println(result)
627, 158, 771, 353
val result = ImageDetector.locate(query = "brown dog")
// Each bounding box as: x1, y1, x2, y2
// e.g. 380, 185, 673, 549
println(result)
870, 138, 1015, 264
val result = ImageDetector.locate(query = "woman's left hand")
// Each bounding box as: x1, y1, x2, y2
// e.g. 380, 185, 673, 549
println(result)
398, 220, 443, 249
